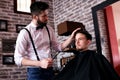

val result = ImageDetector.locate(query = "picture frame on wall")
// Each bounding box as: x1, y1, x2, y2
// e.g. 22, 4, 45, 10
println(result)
2, 55, 15, 65
16, 24, 26, 33
2, 39, 16, 53
0, 20, 7, 31
14, 0, 35, 14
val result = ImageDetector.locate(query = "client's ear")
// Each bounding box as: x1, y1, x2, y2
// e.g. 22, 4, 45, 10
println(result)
87, 40, 92, 45
33, 15, 38, 20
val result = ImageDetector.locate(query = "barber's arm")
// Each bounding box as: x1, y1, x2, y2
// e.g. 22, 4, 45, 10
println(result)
21, 58, 53, 68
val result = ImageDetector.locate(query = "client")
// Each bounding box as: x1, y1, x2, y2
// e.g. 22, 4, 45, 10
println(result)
53, 30, 120, 80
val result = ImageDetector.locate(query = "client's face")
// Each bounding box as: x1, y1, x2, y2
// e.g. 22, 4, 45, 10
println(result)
75, 33, 91, 51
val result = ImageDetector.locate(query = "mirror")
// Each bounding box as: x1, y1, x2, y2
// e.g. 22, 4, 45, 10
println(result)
92, 0, 120, 76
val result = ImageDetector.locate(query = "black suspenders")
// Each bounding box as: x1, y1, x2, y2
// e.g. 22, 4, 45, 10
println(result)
24, 28, 40, 61
24, 26, 51, 61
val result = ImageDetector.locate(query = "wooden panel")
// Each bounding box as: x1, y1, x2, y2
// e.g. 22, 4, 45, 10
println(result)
105, 5, 120, 75
58, 21, 85, 36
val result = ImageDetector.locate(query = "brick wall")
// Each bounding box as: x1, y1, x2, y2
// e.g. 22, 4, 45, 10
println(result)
97, 10, 111, 61
53, 0, 105, 48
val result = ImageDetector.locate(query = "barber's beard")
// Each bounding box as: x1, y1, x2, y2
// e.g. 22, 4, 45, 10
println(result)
37, 19, 47, 28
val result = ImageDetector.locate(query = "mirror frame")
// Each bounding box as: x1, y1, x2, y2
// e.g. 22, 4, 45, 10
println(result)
92, 0, 119, 54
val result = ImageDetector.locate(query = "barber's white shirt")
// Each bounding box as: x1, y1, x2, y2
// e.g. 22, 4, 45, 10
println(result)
14, 22, 61, 66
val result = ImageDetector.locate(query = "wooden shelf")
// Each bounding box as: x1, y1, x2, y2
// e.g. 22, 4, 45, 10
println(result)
57, 21, 85, 36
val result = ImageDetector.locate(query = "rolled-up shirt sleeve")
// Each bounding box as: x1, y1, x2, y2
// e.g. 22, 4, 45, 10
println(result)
14, 29, 28, 66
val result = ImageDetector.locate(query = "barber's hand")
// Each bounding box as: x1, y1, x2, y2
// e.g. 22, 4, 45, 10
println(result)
71, 28, 81, 38
39, 58, 53, 69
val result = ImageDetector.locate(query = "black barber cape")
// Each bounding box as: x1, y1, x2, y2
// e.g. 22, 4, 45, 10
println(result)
53, 50, 120, 80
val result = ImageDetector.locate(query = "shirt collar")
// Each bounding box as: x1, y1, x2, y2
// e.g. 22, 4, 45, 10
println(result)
30, 22, 37, 28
